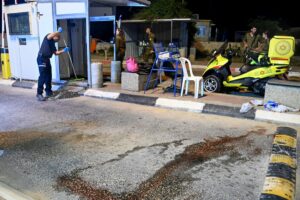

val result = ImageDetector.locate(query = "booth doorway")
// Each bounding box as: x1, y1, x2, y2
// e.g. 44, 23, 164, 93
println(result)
57, 18, 87, 80
90, 16, 116, 77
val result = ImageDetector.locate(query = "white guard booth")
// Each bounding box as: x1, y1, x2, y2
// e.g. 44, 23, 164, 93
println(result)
3, 0, 150, 85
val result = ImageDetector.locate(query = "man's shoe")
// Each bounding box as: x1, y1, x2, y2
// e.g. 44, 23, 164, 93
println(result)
45, 92, 53, 98
36, 94, 46, 101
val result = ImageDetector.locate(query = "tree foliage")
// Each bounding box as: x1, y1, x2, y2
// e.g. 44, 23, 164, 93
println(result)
133, 0, 192, 20
249, 17, 283, 37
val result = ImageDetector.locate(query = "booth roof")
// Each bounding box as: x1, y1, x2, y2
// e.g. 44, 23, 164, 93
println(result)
89, 0, 150, 7
36, 0, 150, 7
121, 19, 215, 23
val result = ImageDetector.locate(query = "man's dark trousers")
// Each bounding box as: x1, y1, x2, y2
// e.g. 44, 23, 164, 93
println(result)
37, 55, 52, 95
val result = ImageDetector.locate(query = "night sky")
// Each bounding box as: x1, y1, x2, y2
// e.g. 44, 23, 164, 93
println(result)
186, 0, 299, 29
184, 0, 300, 40
2, 0, 299, 38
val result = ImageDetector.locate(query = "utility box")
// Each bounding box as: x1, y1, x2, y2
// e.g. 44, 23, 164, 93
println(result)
1, 48, 11, 79
268, 36, 295, 65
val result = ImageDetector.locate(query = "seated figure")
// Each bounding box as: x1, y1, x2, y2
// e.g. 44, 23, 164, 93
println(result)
244, 31, 270, 66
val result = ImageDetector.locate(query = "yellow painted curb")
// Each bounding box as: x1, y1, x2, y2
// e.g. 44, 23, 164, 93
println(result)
262, 177, 295, 200
260, 127, 297, 200
269, 154, 297, 169
273, 134, 297, 148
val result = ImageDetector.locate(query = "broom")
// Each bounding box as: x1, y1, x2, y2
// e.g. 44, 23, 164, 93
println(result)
60, 31, 84, 81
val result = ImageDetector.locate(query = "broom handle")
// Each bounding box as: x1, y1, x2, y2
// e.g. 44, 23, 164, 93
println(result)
62, 37, 77, 79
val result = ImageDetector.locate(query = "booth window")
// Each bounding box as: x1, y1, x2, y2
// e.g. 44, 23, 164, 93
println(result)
8, 12, 30, 35
197, 25, 207, 37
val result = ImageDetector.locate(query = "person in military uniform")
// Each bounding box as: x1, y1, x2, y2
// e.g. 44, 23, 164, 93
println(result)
243, 26, 262, 65
250, 31, 270, 65
116, 28, 126, 71
143, 27, 156, 63
255, 31, 270, 53
243, 26, 259, 50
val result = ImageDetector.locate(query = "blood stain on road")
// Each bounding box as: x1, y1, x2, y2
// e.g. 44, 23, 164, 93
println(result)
57, 130, 267, 200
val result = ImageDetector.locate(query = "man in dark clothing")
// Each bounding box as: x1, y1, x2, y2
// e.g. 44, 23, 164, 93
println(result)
36, 27, 69, 101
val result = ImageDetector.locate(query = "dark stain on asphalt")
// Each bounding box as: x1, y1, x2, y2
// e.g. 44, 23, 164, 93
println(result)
50, 90, 81, 100
101, 140, 187, 165
56, 133, 261, 200
249, 127, 267, 135
0, 131, 47, 149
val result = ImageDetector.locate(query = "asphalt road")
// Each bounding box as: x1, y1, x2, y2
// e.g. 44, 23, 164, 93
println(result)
0, 85, 299, 200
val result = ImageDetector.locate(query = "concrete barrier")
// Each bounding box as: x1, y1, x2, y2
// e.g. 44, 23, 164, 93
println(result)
264, 79, 300, 109
121, 72, 156, 92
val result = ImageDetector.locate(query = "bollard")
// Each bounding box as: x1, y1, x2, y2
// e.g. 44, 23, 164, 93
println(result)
91, 62, 103, 88
1, 48, 11, 79
111, 61, 121, 83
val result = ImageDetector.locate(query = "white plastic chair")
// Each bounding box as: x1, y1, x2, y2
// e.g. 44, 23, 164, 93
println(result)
179, 57, 204, 98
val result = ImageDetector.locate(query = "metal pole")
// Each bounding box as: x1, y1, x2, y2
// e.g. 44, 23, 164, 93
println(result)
85, 0, 91, 87
113, 19, 116, 61
170, 20, 173, 43
35, 2, 41, 48
1, 0, 5, 49
18, 40, 22, 82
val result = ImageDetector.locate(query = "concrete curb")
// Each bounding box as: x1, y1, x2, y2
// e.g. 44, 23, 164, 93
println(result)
83, 89, 300, 125
203, 104, 256, 119
0, 182, 33, 200
0, 80, 14, 86
84, 89, 120, 100
155, 98, 205, 113
255, 110, 300, 125
1, 80, 63, 91
1, 80, 299, 125
118, 93, 158, 106
259, 127, 297, 200
288, 72, 300, 77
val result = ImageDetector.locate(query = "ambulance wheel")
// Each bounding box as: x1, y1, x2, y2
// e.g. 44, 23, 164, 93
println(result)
204, 75, 222, 93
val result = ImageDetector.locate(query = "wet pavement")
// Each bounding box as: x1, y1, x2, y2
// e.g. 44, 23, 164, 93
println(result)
0, 85, 299, 200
